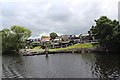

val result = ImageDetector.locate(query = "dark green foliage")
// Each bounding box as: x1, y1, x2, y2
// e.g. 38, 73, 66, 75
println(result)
50, 32, 58, 39
41, 45, 46, 49
32, 42, 40, 47
90, 16, 120, 50
29, 46, 34, 49
45, 41, 51, 48
1, 25, 31, 53
41, 36, 50, 38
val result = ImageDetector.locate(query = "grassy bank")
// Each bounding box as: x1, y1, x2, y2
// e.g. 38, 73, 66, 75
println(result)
49, 43, 97, 51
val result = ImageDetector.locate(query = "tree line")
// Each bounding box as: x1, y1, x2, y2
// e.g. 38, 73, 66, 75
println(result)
1, 16, 120, 54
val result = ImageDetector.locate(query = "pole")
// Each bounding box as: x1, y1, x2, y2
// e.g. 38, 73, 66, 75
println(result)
45, 47, 48, 57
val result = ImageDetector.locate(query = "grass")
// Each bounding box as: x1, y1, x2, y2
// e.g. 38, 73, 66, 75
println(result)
32, 42, 98, 52
33, 46, 41, 49
20, 46, 44, 52
49, 42, 97, 51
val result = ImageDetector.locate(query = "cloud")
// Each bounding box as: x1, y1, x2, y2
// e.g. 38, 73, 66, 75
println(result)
46, 3, 72, 22
119, 1, 120, 22
2, 0, 119, 38
0, 2, 2, 29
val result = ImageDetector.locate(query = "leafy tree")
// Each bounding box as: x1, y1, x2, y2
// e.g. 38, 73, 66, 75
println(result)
50, 32, 58, 39
90, 16, 120, 50
41, 36, 50, 38
1, 25, 31, 53
41, 45, 46, 49
45, 41, 51, 48
32, 42, 40, 47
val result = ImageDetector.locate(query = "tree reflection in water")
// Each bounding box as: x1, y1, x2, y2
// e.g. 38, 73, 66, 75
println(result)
93, 52, 120, 78
2, 52, 120, 78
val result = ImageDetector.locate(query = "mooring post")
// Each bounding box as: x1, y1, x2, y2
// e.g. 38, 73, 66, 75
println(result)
45, 47, 48, 57
72, 50, 74, 53
45, 51, 48, 57
81, 51, 84, 53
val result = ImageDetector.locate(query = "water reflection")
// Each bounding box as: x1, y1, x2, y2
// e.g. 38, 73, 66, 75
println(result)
2, 54, 31, 78
0, 55, 2, 79
2, 53, 120, 78
94, 53, 120, 78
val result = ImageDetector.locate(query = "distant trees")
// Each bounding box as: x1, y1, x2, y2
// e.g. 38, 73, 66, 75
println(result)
41, 36, 50, 38
1, 25, 31, 53
90, 16, 120, 50
32, 42, 40, 48
50, 32, 58, 39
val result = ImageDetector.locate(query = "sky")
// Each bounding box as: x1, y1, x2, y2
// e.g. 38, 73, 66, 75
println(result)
1, 0, 120, 38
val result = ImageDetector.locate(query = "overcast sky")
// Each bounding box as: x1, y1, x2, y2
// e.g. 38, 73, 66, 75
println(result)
1, 0, 120, 38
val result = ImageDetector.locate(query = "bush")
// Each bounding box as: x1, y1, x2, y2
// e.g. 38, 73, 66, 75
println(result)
32, 42, 40, 47
29, 46, 34, 49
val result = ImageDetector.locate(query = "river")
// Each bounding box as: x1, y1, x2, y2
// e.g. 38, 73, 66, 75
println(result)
2, 52, 120, 78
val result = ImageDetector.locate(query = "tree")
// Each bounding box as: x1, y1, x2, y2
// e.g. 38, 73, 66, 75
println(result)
1, 25, 31, 53
50, 32, 58, 39
41, 36, 50, 38
32, 42, 40, 47
90, 16, 120, 50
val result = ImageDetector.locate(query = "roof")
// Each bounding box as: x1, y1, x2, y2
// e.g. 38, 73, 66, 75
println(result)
81, 34, 89, 37
40, 38, 51, 42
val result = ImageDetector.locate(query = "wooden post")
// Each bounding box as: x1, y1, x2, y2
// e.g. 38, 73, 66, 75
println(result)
81, 51, 84, 53
72, 50, 74, 53
45, 47, 48, 57
45, 51, 48, 57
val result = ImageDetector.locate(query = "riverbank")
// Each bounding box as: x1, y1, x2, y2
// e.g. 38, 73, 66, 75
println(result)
20, 43, 99, 56
49, 42, 97, 51
21, 47, 113, 56
19, 42, 119, 56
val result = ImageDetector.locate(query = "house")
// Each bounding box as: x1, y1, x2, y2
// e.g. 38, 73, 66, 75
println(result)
50, 35, 70, 49
51, 35, 80, 49
61, 41, 71, 48
51, 36, 61, 49
61, 35, 70, 41
51, 41, 70, 49
51, 42, 61, 48
80, 33, 93, 43
30, 38, 40, 44
69, 35, 80, 43
25, 38, 40, 49
40, 38, 51, 43
25, 39, 33, 45
54, 36, 62, 43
